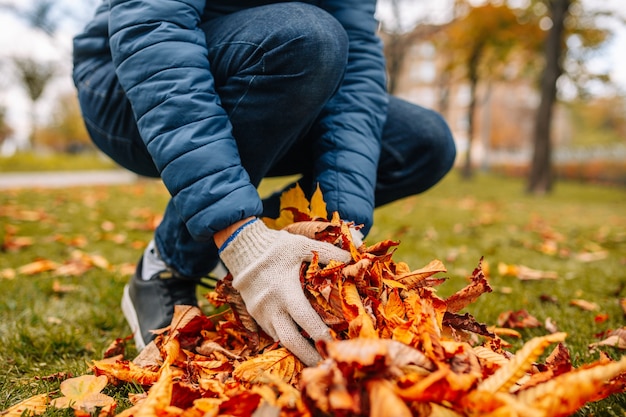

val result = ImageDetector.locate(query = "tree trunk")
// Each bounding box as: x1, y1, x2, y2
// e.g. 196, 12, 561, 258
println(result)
385, 35, 407, 95
461, 47, 482, 179
527, 0, 571, 194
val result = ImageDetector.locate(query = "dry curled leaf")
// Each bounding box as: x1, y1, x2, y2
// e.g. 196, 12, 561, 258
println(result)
589, 327, 626, 350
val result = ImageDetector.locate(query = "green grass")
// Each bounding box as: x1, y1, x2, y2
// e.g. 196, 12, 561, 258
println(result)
0, 152, 119, 172
1, 172, 625, 415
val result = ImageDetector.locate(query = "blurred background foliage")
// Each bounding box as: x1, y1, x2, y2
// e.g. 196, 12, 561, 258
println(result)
0, 0, 625, 189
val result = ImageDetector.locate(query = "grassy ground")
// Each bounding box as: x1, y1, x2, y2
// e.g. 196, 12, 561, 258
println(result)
0, 152, 119, 172
0, 172, 625, 415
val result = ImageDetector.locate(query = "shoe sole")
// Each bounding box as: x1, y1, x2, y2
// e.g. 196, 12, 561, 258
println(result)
121, 284, 146, 351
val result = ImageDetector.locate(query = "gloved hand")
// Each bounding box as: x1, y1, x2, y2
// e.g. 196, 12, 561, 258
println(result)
218, 218, 351, 366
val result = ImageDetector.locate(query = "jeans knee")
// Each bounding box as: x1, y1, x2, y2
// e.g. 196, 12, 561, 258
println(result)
280, 4, 349, 85
429, 111, 457, 172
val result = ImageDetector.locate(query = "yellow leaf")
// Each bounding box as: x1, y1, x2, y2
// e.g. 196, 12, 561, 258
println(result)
233, 348, 304, 385
478, 333, 567, 393
1, 393, 49, 417
17, 259, 59, 275
50, 375, 115, 412
309, 184, 327, 219
516, 356, 626, 416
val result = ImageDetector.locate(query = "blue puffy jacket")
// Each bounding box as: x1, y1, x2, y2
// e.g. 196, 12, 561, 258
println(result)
73, 0, 387, 240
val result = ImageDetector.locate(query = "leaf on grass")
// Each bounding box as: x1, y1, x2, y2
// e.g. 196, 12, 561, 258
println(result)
17, 259, 59, 275
0, 268, 16, 280
443, 312, 495, 339
574, 250, 608, 262
0, 393, 49, 417
478, 332, 567, 393
2, 234, 34, 252
497, 262, 558, 280
569, 299, 599, 311
52, 280, 79, 294
515, 356, 626, 416
589, 327, 626, 349
50, 375, 115, 412
497, 309, 542, 329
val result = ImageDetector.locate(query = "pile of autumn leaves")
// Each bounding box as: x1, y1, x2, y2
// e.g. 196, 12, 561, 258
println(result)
7, 187, 626, 417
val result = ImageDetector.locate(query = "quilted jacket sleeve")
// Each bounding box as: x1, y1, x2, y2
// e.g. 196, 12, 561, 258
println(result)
108, 0, 263, 241
315, 0, 388, 235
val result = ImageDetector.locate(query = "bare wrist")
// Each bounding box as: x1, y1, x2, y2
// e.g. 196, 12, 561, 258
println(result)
214, 216, 256, 248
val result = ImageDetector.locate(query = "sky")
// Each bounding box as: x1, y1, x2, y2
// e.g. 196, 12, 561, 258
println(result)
0, 0, 625, 152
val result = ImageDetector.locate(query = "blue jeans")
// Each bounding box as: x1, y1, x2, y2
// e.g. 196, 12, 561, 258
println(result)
73, 3, 456, 277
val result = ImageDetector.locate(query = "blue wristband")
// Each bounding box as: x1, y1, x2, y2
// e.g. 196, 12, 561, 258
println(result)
217, 218, 257, 254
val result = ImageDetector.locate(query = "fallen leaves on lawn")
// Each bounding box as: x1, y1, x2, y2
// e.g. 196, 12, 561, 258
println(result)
590, 327, 626, 350
5, 250, 113, 279
497, 262, 558, 280
4, 185, 626, 417
569, 298, 600, 311
50, 375, 116, 413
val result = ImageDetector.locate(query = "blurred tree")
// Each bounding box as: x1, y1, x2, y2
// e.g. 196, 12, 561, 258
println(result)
379, 0, 441, 95
37, 93, 92, 153
527, 0, 570, 194
12, 57, 57, 150
0, 105, 14, 146
567, 95, 626, 146
1, 0, 62, 36
526, 0, 616, 194
436, 1, 544, 179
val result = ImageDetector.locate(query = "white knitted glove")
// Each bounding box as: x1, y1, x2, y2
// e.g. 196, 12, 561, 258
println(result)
218, 219, 351, 366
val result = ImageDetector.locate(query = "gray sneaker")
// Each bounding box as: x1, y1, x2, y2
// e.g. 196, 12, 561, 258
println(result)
121, 257, 204, 350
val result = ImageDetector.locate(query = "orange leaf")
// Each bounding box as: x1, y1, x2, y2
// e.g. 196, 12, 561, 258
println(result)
383, 288, 406, 321
340, 280, 366, 322
133, 363, 174, 417
497, 309, 542, 329
367, 379, 412, 417
93, 358, 160, 385
233, 348, 304, 385
445, 258, 492, 313
17, 259, 59, 275
569, 299, 599, 311
395, 259, 447, 290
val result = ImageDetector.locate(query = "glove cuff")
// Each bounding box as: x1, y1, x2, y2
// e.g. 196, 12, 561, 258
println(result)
218, 219, 278, 277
